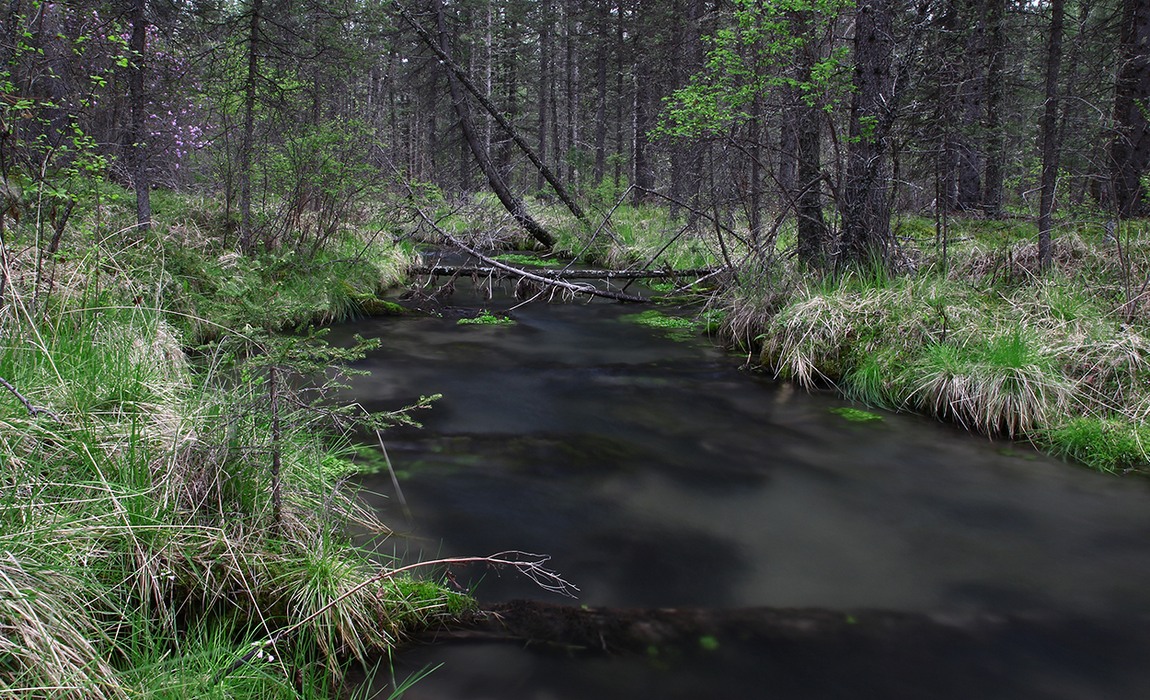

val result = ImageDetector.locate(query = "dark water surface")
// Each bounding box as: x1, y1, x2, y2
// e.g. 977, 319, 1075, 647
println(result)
337, 289, 1150, 699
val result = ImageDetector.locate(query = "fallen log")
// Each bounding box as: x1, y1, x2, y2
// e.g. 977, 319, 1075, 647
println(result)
436, 234, 651, 303
411, 265, 718, 281
417, 599, 1150, 659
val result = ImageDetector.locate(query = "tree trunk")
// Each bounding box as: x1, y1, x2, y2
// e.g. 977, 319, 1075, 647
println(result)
433, 0, 555, 248
1038, 0, 1064, 271
838, 0, 896, 267
796, 100, 827, 265
593, 0, 609, 184
126, 0, 150, 234
614, 0, 627, 189
1110, 0, 1150, 218
564, 0, 579, 186
982, 0, 1006, 217
536, 1, 551, 193
238, 0, 263, 254
795, 11, 827, 266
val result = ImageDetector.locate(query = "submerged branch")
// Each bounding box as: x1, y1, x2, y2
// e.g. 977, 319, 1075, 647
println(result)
419, 600, 1148, 658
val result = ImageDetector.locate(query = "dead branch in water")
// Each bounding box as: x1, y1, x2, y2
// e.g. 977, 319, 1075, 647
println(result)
412, 265, 718, 281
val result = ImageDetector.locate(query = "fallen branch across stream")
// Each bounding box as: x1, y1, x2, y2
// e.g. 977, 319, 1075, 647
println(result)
430, 232, 651, 303
412, 265, 719, 281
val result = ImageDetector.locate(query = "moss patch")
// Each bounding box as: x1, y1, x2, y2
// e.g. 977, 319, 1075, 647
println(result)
830, 406, 884, 423
623, 309, 700, 341
457, 310, 516, 326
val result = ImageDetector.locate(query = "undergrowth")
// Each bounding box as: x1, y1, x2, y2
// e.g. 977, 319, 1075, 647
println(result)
0, 186, 467, 698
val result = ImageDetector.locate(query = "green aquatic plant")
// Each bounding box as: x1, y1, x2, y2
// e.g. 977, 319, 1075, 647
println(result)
623, 309, 699, 341
457, 310, 516, 326
829, 406, 884, 422
493, 252, 564, 268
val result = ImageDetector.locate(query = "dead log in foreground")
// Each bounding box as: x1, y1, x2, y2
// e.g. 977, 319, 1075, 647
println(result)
415, 599, 1149, 658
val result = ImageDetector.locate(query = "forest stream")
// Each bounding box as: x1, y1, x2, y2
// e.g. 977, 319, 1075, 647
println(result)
333, 279, 1150, 700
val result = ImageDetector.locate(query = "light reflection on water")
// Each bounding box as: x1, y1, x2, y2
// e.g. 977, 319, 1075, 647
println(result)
335, 289, 1150, 698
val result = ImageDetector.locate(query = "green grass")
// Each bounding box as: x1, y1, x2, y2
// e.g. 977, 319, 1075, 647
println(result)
1042, 417, 1150, 473
721, 218, 1150, 473
0, 185, 463, 698
829, 406, 884, 422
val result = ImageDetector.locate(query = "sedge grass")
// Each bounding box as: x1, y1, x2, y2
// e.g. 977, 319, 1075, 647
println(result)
0, 194, 463, 697
724, 222, 1150, 471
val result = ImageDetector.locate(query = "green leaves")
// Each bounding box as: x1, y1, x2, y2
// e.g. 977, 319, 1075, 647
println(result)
658, 0, 854, 139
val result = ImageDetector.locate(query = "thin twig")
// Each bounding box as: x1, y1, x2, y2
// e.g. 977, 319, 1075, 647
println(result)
0, 376, 57, 420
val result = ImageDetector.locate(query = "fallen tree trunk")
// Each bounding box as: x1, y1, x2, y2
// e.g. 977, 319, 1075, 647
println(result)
428, 232, 650, 303
416, 599, 1149, 658
412, 265, 718, 281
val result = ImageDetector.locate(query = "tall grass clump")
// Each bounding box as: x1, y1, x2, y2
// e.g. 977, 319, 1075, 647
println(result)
905, 328, 1073, 438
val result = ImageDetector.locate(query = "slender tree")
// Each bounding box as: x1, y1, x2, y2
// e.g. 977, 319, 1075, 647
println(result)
126, 0, 151, 233
1038, 0, 1065, 270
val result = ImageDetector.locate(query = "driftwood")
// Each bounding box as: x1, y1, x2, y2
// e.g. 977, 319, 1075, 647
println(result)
412, 265, 718, 281
417, 599, 1150, 658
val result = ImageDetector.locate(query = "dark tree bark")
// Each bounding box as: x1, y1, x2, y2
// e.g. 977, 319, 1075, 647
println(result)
238, 0, 263, 253
794, 10, 828, 266
126, 0, 150, 233
1110, 0, 1150, 218
631, 1, 655, 203
1038, 0, 1065, 270
982, 0, 1006, 217
796, 101, 827, 265
593, 0, 609, 184
432, 0, 555, 248
954, 0, 984, 211
536, 0, 552, 193
564, 0, 579, 186
614, 0, 627, 189
838, 0, 896, 267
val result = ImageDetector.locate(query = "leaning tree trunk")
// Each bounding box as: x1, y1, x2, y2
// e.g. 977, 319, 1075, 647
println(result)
838, 0, 896, 268
1110, 0, 1150, 218
432, 0, 555, 248
395, 0, 589, 232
